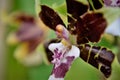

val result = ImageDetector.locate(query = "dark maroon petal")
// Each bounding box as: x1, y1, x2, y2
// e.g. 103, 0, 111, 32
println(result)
77, 36, 89, 44
83, 13, 107, 42
78, 44, 115, 78
67, 16, 77, 35
78, 44, 91, 62
66, 0, 88, 35
87, 0, 103, 10
16, 23, 43, 42
44, 39, 61, 63
66, 0, 88, 19
100, 64, 111, 78
39, 5, 65, 30
52, 63, 69, 78
76, 13, 107, 44
98, 48, 114, 66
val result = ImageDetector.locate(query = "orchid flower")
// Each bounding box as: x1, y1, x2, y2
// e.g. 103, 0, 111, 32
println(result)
39, 0, 115, 79
6, 13, 47, 66
48, 25, 80, 80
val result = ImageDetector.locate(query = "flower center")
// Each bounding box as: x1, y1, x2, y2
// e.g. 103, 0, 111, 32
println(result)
52, 48, 65, 65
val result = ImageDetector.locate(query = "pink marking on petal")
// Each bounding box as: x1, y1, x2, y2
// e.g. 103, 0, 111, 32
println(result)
51, 56, 74, 78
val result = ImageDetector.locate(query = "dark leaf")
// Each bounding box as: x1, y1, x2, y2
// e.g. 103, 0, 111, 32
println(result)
78, 44, 115, 78
39, 5, 65, 30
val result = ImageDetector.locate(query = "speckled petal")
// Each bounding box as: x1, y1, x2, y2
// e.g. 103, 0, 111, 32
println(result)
48, 42, 80, 80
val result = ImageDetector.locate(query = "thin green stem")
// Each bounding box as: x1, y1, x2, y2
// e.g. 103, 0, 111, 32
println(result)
99, 0, 104, 6
35, 0, 41, 17
88, 0, 95, 11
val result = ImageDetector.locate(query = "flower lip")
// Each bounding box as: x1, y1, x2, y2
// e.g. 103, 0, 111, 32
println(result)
48, 41, 80, 80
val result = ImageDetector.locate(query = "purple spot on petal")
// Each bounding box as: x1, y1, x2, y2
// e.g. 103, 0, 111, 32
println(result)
52, 56, 75, 78
54, 48, 58, 54
53, 48, 62, 59
52, 63, 69, 78
52, 48, 64, 64
104, 0, 120, 7
66, 56, 75, 65
104, 0, 112, 6
117, 0, 120, 5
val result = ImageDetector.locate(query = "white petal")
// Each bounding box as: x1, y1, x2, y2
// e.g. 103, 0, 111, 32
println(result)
48, 42, 80, 64
48, 42, 80, 79
48, 42, 67, 54
62, 45, 80, 63
105, 18, 120, 36
65, 45, 80, 58
49, 74, 64, 80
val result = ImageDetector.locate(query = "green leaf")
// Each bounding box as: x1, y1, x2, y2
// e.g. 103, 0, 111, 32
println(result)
28, 64, 53, 80
65, 58, 106, 80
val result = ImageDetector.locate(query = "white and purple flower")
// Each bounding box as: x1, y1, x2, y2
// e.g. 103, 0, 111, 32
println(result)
48, 42, 80, 80
47, 25, 80, 80
7, 13, 45, 66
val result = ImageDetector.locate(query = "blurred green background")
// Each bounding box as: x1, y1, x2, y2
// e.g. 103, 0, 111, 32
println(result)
0, 0, 120, 80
